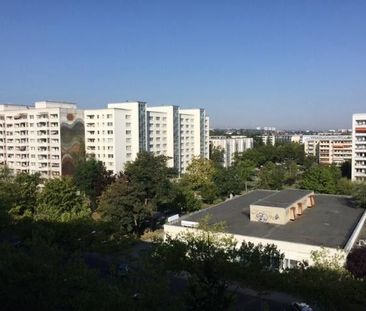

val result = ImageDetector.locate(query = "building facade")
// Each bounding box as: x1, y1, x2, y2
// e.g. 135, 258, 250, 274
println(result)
303, 134, 352, 165
84, 102, 147, 174
352, 113, 366, 181
0, 101, 84, 178
178, 108, 209, 172
210, 136, 254, 167
85, 103, 209, 174
260, 135, 276, 146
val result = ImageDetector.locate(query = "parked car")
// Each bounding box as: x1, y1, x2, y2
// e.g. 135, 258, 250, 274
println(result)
291, 302, 313, 311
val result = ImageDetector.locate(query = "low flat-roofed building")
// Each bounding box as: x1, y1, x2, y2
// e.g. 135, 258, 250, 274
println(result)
164, 190, 366, 268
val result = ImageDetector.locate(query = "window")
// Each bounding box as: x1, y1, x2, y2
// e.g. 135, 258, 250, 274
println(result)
107, 114, 112, 119
126, 130, 131, 135
108, 154, 114, 159
107, 122, 113, 126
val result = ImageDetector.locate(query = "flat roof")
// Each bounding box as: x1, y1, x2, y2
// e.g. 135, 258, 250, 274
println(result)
172, 190, 365, 248
251, 189, 313, 208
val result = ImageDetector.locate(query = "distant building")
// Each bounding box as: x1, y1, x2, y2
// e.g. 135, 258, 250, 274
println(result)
352, 113, 366, 181
260, 135, 275, 146
164, 189, 366, 267
303, 134, 352, 165
0, 101, 84, 178
210, 136, 253, 167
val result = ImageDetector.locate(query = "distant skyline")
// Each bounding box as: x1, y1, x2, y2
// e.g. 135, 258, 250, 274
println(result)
1, 0, 365, 130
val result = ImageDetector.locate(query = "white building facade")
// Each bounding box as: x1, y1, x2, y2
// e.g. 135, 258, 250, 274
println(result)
178, 108, 209, 172
210, 136, 254, 167
0, 101, 84, 178
85, 103, 209, 174
303, 134, 352, 165
352, 113, 366, 181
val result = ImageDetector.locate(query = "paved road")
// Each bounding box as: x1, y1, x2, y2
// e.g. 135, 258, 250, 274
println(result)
170, 276, 293, 311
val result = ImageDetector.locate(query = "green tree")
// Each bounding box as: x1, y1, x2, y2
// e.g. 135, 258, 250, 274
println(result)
284, 160, 298, 185
36, 177, 89, 221
346, 247, 366, 279
235, 148, 266, 167
341, 160, 352, 179
74, 157, 114, 210
300, 164, 340, 194
170, 181, 202, 213
183, 157, 219, 203
336, 178, 353, 195
154, 217, 284, 310
277, 143, 305, 165
124, 152, 175, 209
352, 182, 366, 208
9, 173, 41, 217
257, 162, 285, 190
154, 220, 238, 310
232, 159, 256, 191
213, 166, 241, 199
209, 144, 225, 166
0, 167, 15, 212
98, 176, 150, 235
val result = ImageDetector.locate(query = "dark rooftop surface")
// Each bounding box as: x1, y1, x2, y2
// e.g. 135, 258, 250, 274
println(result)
251, 189, 313, 208
174, 190, 365, 248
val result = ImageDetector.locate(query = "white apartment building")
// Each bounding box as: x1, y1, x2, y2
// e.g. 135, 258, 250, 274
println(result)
147, 106, 180, 169
85, 103, 209, 174
179, 108, 209, 172
352, 114, 366, 181
210, 136, 254, 167
84, 102, 147, 173
303, 135, 352, 165
261, 135, 275, 146
0, 101, 84, 178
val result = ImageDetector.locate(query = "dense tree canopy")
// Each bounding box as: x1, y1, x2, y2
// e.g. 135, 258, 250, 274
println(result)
74, 157, 115, 210
36, 177, 89, 221
300, 164, 340, 194
257, 162, 285, 190
98, 176, 150, 235
346, 247, 366, 279
124, 152, 176, 209
209, 144, 225, 166
352, 182, 366, 208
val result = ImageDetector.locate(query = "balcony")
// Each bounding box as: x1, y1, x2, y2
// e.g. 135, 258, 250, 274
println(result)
355, 127, 366, 133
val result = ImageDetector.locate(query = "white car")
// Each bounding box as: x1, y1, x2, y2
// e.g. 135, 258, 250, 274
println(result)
291, 302, 313, 311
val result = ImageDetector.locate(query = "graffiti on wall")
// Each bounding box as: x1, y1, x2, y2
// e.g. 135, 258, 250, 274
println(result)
61, 113, 85, 176
255, 211, 280, 223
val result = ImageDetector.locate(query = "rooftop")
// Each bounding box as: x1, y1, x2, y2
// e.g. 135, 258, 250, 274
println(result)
251, 189, 313, 209
172, 190, 365, 248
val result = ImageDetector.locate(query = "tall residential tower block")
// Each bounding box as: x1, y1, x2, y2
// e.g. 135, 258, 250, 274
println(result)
352, 113, 366, 181
84, 102, 209, 174
0, 101, 84, 178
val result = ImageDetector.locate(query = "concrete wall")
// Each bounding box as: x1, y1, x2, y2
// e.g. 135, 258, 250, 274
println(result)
164, 224, 346, 265
250, 206, 287, 225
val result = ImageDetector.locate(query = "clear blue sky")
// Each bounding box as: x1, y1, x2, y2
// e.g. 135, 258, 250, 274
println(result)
1, 0, 365, 130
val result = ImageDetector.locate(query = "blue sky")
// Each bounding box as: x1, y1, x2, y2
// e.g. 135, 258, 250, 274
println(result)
1, 0, 365, 130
